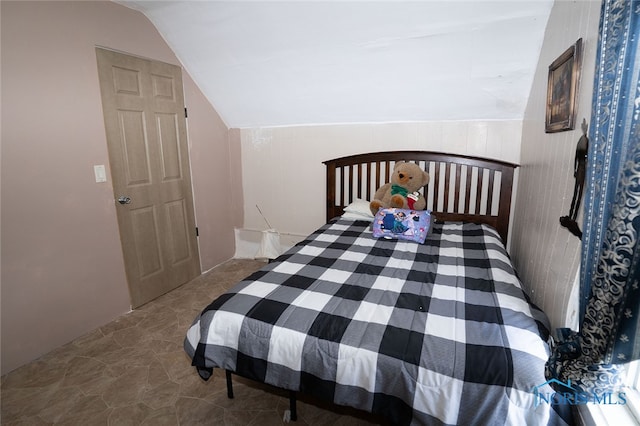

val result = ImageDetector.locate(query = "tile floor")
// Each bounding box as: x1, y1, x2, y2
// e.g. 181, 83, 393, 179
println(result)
1, 259, 388, 426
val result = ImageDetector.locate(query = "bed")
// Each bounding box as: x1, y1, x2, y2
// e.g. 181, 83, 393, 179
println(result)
184, 151, 569, 425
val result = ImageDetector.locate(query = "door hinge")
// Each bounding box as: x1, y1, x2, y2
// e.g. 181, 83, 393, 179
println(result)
195, 226, 199, 237
184, 107, 188, 118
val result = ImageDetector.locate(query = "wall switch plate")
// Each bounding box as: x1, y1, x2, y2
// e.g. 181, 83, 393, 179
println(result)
94, 165, 107, 183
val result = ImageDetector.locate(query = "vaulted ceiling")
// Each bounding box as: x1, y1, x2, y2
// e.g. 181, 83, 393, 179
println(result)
118, 1, 553, 129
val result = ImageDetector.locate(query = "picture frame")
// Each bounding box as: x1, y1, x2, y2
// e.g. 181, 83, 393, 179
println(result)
545, 38, 582, 133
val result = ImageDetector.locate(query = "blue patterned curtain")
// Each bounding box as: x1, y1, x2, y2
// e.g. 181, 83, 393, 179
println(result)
580, 0, 640, 365
546, 0, 640, 394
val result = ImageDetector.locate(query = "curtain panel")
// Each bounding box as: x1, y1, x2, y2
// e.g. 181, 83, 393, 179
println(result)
546, 0, 639, 395
580, 0, 640, 365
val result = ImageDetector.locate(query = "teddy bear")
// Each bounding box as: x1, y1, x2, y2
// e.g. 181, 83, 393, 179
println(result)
369, 161, 430, 215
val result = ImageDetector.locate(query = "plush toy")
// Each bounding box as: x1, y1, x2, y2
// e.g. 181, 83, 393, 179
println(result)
369, 161, 430, 215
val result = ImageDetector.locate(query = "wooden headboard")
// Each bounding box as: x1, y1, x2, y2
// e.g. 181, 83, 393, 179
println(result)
323, 151, 518, 243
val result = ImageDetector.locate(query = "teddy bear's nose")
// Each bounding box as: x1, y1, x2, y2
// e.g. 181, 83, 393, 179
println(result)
399, 173, 405, 179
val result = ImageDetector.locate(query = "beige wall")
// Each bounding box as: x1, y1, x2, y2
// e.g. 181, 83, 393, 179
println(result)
1, 1, 237, 374
510, 0, 601, 331
239, 120, 522, 240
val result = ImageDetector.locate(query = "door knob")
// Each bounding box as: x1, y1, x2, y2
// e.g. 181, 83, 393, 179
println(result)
117, 196, 132, 205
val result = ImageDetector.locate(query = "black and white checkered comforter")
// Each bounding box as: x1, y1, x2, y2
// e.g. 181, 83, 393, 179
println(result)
184, 218, 567, 425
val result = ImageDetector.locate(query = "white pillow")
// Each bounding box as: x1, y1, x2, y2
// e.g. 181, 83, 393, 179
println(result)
342, 198, 374, 220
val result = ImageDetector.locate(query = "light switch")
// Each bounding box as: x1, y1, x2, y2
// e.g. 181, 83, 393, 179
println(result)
94, 165, 107, 183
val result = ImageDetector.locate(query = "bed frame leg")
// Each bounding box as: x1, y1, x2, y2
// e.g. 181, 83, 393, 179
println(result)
225, 370, 234, 399
225, 370, 295, 421
289, 390, 297, 421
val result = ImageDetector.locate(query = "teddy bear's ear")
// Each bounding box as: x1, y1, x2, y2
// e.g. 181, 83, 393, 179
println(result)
422, 170, 430, 186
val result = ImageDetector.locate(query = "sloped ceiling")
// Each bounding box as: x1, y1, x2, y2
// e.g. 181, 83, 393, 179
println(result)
117, 1, 553, 129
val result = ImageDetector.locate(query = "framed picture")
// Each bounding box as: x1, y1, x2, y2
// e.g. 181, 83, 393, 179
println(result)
545, 38, 582, 133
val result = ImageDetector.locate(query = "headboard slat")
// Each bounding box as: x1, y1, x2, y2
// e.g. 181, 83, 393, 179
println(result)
487, 169, 496, 216
475, 167, 483, 215
433, 162, 441, 212
443, 163, 451, 213
454, 165, 462, 214
324, 151, 518, 243
357, 165, 361, 200
364, 163, 369, 201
